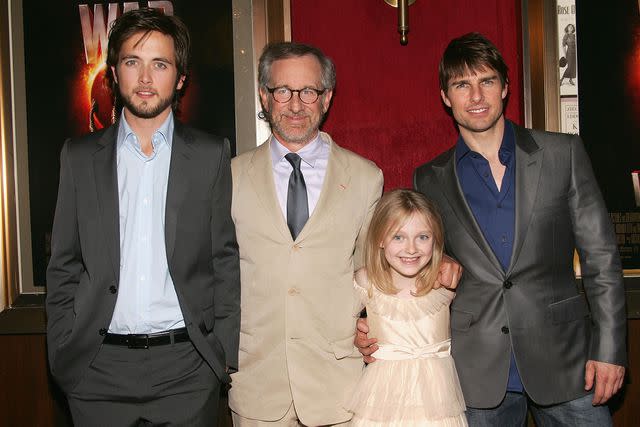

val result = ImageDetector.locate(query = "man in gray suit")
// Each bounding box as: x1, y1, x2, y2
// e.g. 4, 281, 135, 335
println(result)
46, 8, 239, 426
358, 32, 626, 425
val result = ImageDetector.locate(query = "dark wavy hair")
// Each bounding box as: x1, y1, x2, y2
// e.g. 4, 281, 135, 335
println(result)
105, 7, 191, 112
439, 32, 509, 92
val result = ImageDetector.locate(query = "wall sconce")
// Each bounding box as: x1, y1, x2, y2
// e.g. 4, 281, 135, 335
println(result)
384, 0, 417, 45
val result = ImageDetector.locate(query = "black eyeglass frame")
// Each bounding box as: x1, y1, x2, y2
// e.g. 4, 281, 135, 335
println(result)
265, 86, 327, 104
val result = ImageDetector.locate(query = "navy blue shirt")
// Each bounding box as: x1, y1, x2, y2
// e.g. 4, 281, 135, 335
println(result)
456, 121, 523, 392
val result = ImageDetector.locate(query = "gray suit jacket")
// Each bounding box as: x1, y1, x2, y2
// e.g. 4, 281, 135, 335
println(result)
414, 122, 626, 407
46, 122, 240, 393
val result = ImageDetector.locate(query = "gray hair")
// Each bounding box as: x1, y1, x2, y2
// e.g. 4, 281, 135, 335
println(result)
258, 42, 336, 91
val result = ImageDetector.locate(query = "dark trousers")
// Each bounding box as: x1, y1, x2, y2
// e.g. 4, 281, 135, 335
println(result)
66, 340, 220, 427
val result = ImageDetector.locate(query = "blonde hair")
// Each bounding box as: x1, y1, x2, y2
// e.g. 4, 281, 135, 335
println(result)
364, 189, 445, 297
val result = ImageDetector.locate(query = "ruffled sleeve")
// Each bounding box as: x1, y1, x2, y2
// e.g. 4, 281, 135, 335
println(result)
352, 269, 371, 312
367, 286, 455, 321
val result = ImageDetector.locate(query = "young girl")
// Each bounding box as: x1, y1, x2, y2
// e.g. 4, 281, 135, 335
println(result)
347, 189, 467, 426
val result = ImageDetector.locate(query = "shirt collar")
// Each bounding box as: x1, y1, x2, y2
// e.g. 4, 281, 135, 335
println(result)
117, 111, 174, 155
455, 120, 515, 165
270, 132, 325, 169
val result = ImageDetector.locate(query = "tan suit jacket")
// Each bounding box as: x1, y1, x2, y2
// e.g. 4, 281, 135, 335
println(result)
229, 132, 383, 425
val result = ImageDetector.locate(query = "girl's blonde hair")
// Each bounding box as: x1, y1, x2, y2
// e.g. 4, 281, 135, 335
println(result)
364, 189, 445, 297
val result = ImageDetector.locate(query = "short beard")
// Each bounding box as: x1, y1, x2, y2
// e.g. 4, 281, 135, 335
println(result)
270, 118, 321, 145
119, 91, 175, 120
266, 98, 326, 145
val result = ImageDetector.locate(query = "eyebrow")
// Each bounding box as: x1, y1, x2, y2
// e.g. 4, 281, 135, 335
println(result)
449, 74, 499, 87
120, 55, 173, 64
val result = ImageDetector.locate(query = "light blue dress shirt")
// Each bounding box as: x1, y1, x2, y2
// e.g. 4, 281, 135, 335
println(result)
270, 133, 330, 220
108, 113, 185, 334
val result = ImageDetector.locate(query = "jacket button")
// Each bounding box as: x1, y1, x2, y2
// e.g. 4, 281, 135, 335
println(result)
109, 285, 117, 294
503, 280, 513, 289
99, 328, 108, 336
501, 326, 510, 334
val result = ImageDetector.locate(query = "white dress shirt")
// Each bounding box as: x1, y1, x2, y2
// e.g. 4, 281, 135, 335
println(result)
108, 112, 185, 334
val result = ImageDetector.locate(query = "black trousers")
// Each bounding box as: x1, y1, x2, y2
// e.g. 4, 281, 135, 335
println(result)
66, 340, 220, 427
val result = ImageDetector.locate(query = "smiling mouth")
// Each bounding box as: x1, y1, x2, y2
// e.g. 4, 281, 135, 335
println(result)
399, 256, 421, 263
135, 88, 157, 97
468, 107, 489, 113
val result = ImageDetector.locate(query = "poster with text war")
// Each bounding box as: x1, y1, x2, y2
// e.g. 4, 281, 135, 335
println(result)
22, 0, 234, 285
577, 1, 640, 270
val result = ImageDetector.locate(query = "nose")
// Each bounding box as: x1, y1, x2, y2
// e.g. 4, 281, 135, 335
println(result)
470, 84, 483, 103
406, 239, 417, 254
139, 65, 152, 85
288, 92, 304, 112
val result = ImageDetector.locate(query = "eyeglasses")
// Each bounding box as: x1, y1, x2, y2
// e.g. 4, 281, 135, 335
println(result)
266, 86, 326, 104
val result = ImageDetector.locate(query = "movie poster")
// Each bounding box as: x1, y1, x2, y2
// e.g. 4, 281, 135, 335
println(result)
557, 0, 578, 98
577, 1, 640, 270
21, 0, 235, 285
557, 0, 579, 135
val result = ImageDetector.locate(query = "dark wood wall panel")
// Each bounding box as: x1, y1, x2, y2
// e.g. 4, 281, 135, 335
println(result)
0, 335, 69, 426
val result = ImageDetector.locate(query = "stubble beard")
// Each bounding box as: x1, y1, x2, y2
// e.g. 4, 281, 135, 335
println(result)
120, 89, 175, 120
270, 116, 321, 146
457, 106, 504, 135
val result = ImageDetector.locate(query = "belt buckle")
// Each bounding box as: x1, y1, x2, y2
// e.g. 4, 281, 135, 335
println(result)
127, 334, 149, 349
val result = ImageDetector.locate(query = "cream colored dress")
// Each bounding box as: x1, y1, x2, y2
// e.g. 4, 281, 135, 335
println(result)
346, 281, 467, 427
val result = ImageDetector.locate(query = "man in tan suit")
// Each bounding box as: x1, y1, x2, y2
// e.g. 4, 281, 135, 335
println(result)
229, 42, 383, 426
230, 41, 461, 426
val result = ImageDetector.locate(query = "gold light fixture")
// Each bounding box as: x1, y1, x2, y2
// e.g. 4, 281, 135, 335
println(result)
384, 0, 417, 45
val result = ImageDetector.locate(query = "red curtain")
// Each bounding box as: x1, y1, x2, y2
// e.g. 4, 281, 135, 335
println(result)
291, 0, 523, 189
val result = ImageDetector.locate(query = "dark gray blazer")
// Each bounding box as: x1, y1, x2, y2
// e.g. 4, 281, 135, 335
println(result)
414, 122, 626, 408
46, 122, 240, 393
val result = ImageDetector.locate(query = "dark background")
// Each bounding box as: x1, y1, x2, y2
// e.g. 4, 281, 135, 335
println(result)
577, 0, 640, 268
577, 0, 640, 211
22, 0, 235, 285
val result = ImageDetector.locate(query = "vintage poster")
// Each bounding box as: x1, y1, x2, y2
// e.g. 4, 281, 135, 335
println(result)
557, 0, 578, 98
20, 0, 235, 285
577, 1, 640, 270
560, 97, 579, 135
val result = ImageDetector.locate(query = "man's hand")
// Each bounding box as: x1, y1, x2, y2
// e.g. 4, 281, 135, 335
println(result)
355, 318, 378, 363
435, 254, 463, 289
584, 360, 625, 405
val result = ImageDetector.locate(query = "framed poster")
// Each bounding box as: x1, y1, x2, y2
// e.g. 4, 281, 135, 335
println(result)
1, 0, 235, 299
577, 1, 640, 273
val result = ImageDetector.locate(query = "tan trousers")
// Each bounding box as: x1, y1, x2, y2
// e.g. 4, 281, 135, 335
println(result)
232, 402, 350, 427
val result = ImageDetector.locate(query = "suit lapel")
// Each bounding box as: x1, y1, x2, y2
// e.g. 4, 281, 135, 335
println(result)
507, 124, 543, 275
93, 125, 120, 281
432, 150, 504, 275
247, 140, 291, 240
296, 134, 350, 242
165, 123, 191, 263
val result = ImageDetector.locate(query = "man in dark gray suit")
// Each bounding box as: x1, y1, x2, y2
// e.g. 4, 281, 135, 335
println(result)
358, 32, 626, 426
46, 8, 239, 426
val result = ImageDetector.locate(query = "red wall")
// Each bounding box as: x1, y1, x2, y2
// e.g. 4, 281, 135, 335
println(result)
291, 1, 523, 189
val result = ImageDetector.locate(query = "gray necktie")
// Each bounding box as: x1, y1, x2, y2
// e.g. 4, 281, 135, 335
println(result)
285, 153, 309, 240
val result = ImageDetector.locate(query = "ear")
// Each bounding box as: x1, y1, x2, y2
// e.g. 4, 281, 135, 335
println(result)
176, 75, 186, 90
501, 82, 508, 100
111, 66, 118, 84
440, 89, 452, 108
321, 89, 333, 114
259, 87, 270, 112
